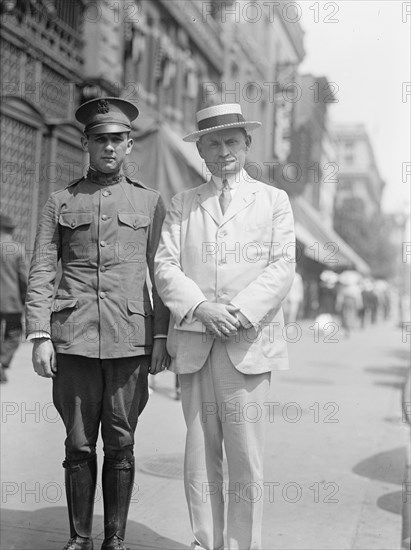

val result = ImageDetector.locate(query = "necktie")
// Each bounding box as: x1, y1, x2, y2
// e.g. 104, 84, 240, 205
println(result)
219, 179, 232, 215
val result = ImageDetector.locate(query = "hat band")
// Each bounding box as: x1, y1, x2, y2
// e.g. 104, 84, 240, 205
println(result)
198, 113, 245, 131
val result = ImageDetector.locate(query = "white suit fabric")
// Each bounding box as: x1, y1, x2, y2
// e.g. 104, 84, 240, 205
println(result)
154, 171, 295, 549
155, 172, 296, 374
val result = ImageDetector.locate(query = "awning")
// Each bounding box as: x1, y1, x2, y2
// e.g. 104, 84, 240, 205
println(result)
126, 116, 205, 204
291, 195, 370, 274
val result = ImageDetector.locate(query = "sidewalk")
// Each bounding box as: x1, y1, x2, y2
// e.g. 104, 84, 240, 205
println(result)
0, 320, 409, 549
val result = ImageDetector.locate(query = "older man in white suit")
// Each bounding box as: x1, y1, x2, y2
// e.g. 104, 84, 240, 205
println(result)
155, 103, 295, 550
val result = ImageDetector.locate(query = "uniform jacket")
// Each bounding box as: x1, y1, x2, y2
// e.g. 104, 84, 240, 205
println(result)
154, 174, 295, 375
0, 240, 27, 313
25, 174, 169, 359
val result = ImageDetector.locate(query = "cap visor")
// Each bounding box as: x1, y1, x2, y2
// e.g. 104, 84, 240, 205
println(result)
86, 123, 131, 135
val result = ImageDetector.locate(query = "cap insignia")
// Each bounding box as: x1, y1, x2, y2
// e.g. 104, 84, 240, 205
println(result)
96, 99, 110, 114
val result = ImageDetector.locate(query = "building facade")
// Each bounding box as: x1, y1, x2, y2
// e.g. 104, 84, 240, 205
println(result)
1, 0, 372, 300
1, 0, 87, 247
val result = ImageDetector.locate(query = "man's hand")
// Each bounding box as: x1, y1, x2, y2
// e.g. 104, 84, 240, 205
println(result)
194, 302, 241, 339
149, 338, 171, 375
32, 338, 57, 378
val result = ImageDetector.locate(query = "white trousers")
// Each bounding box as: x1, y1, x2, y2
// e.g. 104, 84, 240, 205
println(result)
180, 339, 271, 550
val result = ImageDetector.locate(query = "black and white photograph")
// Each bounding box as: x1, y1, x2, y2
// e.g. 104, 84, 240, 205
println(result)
0, 1, 410, 549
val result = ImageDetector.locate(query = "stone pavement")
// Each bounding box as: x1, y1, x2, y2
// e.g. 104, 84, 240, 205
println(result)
0, 319, 409, 550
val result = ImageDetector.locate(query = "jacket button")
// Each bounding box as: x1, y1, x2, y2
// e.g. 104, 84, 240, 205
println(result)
100, 240, 106, 247
102, 190, 111, 197
100, 291, 106, 299
100, 266, 107, 272
101, 214, 108, 221
71, 221, 76, 227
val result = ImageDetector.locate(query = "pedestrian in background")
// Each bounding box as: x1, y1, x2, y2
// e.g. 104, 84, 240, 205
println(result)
319, 269, 339, 315
25, 97, 169, 550
155, 103, 295, 550
336, 278, 363, 337
0, 213, 27, 383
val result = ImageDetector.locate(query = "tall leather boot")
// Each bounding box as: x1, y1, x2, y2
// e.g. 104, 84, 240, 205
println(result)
101, 457, 135, 550
62, 456, 97, 550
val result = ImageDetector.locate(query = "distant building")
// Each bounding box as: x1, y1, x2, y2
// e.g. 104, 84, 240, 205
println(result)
290, 74, 338, 226
332, 123, 385, 219
332, 124, 386, 265
217, 0, 305, 172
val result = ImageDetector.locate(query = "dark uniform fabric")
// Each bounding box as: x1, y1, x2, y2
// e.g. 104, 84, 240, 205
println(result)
25, 172, 169, 463
53, 353, 150, 463
25, 173, 169, 358
0, 240, 27, 368
25, 98, 165, 547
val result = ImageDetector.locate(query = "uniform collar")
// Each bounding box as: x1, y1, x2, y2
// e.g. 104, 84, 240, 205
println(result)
87, 167, 125, 186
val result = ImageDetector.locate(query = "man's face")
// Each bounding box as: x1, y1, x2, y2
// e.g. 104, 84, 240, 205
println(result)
81, 132, 133, 173
196, 128, 251, 178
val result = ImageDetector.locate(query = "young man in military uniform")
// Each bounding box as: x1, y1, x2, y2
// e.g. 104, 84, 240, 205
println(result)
25, 97, 170, 550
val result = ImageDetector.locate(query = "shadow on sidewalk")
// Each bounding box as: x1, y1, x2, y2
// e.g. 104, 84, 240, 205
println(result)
353, 446, 407, 515
0, 507, 189, 550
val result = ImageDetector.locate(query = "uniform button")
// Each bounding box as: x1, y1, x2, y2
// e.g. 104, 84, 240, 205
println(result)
101, 214, 108, 221
102, 190, 110, 197
219, 259, 226, 265
71, 221, 76, 228
100, 240, 106, 247
219, 230, 227, 237
100, 266, 107, 272
100, 291, 106, 299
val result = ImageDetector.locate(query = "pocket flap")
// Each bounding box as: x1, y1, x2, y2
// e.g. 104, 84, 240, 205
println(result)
51, 298, 78, 312
118, 212, 150, 230
127, 300, 153, 316
59, 212, 93, 229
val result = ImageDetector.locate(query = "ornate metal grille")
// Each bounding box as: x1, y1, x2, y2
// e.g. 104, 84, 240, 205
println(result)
0, 114, 38, 246
54, 139, 84, 193
1, 38, 21, 88
40, 65, 71, 119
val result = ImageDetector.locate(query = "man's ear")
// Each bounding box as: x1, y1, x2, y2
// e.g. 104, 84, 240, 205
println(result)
80, 135, 89, 152
126, 138, 133, 155
245, 134, 252, 149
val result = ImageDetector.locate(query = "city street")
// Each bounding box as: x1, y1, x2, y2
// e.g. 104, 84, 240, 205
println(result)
1, 319, 409, 550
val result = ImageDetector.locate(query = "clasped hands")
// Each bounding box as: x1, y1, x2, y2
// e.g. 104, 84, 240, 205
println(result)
193, 302, 242, 339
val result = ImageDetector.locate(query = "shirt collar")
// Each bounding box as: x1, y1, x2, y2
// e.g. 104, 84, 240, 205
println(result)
211, 169, 246, 191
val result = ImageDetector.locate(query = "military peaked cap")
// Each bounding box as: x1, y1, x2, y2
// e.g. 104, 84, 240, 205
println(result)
75, 97, 139, 135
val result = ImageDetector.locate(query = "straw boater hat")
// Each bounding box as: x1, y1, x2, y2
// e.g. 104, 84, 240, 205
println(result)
75, 97, 139, 135
183, 103, 262, 142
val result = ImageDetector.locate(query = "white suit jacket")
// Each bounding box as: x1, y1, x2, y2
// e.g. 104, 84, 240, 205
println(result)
154, 174, 296, 375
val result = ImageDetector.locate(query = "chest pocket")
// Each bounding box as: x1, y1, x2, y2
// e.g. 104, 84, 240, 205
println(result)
59, 212, 93, 229
118, 212, 150, 230
117, 212, 150, 262
59, 212, 93, 251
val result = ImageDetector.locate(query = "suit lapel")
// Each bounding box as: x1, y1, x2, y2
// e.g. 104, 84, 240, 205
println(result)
197, 182, 222, 226
220, 178, 258, 226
